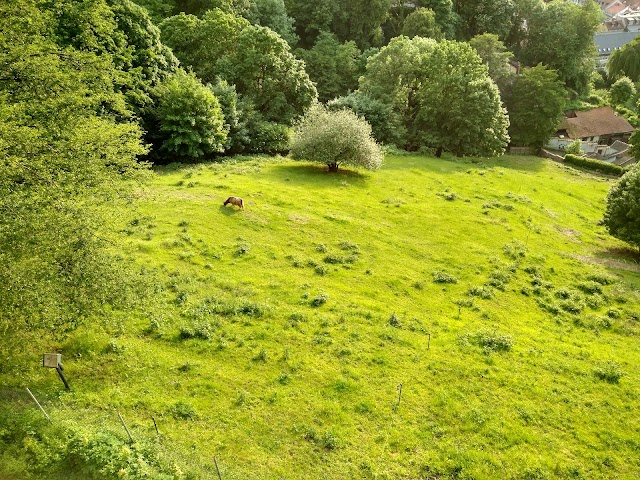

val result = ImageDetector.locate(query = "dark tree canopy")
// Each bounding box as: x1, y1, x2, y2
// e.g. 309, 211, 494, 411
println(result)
504, 64, 567, 148
284, 0, 390, 48
160, 9, 316, 124
519, 0, 602, 95
401, 8, 443, 40
297, 32, 363, 102
604, 165, 640, 251
359, 37, 509, 156
454, 0, 515, 40
608, 36, 640, 83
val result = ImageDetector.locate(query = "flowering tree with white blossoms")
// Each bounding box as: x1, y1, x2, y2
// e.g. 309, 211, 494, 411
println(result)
290, 104, 383, 172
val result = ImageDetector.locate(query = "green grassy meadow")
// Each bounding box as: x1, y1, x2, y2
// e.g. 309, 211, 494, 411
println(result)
3, 154, 640, 479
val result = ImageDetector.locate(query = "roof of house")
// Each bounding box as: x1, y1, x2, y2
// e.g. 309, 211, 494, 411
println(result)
610, 140, 630, 152
560, 107, 635, 139
594, 30, 640, 55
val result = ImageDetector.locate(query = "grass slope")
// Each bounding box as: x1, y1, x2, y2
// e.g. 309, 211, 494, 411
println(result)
3, 154, 640, 479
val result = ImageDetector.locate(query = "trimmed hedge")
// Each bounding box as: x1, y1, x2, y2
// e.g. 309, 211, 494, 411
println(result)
563, 153, 625, 176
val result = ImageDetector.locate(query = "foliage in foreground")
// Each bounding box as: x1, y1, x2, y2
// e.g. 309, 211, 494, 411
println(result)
290, 104, 383, 172
604, 165, 640, 249
0, 0, 151, 363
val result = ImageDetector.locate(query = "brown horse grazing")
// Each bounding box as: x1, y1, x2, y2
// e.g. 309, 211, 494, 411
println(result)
224, 196, 244, 209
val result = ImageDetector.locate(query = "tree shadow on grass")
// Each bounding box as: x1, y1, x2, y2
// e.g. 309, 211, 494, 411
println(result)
268, 163, 371, 188
577, 246, 640, 273
381, 153, 549, 174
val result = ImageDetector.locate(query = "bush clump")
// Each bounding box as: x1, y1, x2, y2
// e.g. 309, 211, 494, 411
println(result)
432, 271, 458, 284
462, 330, 513, 353
564, 154, 625, 176
594, 360, 625, 384
310, 293, 329, 307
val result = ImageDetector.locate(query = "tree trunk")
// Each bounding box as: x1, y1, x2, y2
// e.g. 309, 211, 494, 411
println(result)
435, 146, 443, 158
328, 162, 339, 172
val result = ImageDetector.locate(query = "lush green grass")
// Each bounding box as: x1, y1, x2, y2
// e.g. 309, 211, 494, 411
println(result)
3, 154, 640, 479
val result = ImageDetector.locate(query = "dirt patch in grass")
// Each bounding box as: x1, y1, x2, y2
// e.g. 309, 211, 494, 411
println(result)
573, 253, 640, 273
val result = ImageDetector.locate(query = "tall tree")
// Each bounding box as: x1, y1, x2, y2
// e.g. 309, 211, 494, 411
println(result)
608, 36, 640, 83
519, 0, 602, 95
417, 0, 458, 38
505, 0, 542, 57
359, 36, 509, 155
0, 1, 150, 353
297, 32, 362, 102
503, 65, 566, 147
604, 165, 640, 252
453, 0, 515, 40
146, 71, 227, 159
284, 0, 390, 48
609, 76, 637, 108
245, 0, 297, 45
160, 9, 316, 124
469, 33, 514, 89
401, 8, 443, 40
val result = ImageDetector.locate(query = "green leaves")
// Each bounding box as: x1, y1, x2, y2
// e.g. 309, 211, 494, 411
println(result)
604, 165, 640, 250
360, 37, 509, 156
290, 104, 383, 171
504, 64, 567, 148
148, 71, 228, 159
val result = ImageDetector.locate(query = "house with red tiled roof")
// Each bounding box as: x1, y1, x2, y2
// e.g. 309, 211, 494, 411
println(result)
546, 107, 636, 162
557, 106, 634, 143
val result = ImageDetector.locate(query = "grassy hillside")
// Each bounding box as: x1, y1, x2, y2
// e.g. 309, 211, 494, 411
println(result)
2, 154, 640, 479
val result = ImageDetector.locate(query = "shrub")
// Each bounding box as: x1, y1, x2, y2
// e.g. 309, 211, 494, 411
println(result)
310, 293, 329, 307
587, 273, 616, 285
577, 281, 603, 295
432, 271, 458, 284
147, 71, 227, 160
565, 139, 583, 155
462, 330, 513, 353
169, 401, 197, 419
594, 360, 625, 384
603, 166, 640, 249
388, 313, 402, 328
467, 286, 495, 299
503, 241, 528, 259
563, 154, 625, 176
290, 104, 383, 172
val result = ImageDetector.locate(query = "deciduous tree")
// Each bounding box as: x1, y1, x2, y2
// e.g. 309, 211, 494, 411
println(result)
359, 37, 509, 156
609, 76, 637, 108
297, 32, 362, 102
0, 1, 150, 348
608, 37, 640, 83
290, 104, 383, 172
469, 33, 514, 88
454, 0, 515, 40
503, 64, 566, 147
604, 165, 640, 251
401, 8, 443, 40
519, 0, 602, 95
160, 9, 316, 124
147, 71, 227, 159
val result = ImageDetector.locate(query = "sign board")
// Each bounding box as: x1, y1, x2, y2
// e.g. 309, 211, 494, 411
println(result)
43, 353, 62, 368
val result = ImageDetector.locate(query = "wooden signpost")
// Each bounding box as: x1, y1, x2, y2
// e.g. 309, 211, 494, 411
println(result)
43, 353, 70, 390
